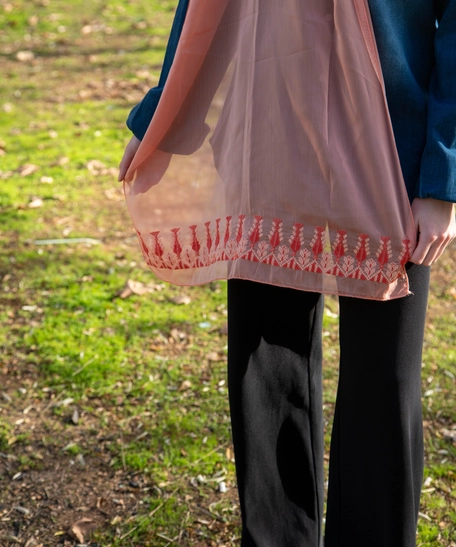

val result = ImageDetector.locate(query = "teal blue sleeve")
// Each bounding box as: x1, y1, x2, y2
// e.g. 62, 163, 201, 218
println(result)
126, 0, 190, 140
417, 0, 456, 202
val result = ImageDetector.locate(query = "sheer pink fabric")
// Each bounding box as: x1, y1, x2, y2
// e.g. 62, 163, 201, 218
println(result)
124, 0, 416, 300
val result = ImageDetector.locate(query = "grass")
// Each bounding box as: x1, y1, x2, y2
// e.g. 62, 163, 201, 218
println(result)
0, 0, 455, 545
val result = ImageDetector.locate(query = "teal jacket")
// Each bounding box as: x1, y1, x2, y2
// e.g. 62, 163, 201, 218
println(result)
127, 0, 456, 203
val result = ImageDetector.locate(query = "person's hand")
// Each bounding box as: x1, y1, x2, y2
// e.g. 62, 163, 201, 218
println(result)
118, 135, 141, 182
409, 197, 456, 265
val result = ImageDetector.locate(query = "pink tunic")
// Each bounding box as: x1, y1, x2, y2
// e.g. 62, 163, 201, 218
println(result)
124, 0, 416, 300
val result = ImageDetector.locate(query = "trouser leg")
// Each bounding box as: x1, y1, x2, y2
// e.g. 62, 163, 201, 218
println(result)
227, 279, 325, 547
325, 264, 430, 547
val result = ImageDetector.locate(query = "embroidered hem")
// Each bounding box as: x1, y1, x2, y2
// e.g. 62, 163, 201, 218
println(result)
135, 213, 412, 300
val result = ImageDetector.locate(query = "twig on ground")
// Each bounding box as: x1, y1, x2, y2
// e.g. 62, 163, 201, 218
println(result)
193, 504, 225, 523
119, 525, 139, 541
156, 532, 179, 545
418, 512, 433, 522
177, 511, 190, 545
188, 442, 229, 467
120, 430, 127, 472
39, 390, 67, 415
149, 487, 180, 518
72, 355, 98, 376
32, 237, 101, 245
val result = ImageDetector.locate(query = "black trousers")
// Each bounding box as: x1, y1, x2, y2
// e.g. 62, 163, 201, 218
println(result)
227, 264, 430, 547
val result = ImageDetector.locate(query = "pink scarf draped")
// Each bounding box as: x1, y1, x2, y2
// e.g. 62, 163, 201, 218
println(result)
124, 0, 416, 300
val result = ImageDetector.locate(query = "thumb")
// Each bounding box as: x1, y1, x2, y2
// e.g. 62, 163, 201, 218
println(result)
118, 136, 141, 182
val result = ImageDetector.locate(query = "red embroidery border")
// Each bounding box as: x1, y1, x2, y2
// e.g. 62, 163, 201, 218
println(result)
136, 215, 411, 285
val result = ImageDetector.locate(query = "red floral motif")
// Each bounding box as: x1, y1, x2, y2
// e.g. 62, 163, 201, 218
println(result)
363, 258, 378, 279
340, 255, 356, 276
136, 231, 153, 266
333, 230, 348, 262
399, 239, 411, 267
276, 245, 290, 266
290, 223, 304, 254
171, 228, 182, 258
204, 222, 212, 252
150, 231, 164, 260
384, 262, 400, 283
136, 214, 409, 286
269, 218, 283, 250
354, 233, 369, 264
214, 218, 221, 249
298, 248, 312, 269
236, 215, 246, 244
190, 225, 200, 256
256, 240, 270, 262
224, 216, 232, 247
311, 226, 326, 258
376, 236, 392, 268
320, 251, 334, 273
249, 215, 263, 247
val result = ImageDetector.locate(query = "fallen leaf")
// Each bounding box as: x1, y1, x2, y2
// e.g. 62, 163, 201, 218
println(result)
104, 188, 123, 201
28, 197, 43, 208
96, 497, 106, 510
22, 305, 37, 311
170, 328, 186, 342
56, 156, 70, 166
226, 446, 235, 462
171, 294, 191, 305
442, 429, 456, 443
18, 164, 38, 177
71, 408, 79, 424
118, 279, 148, 298
69, 518, 94, 543
16, 50, 35, 62
207, 352, 220, 362
86, 159, 106, 174
178, 380, 192, 391
86, 160, 117, 176
55, 397, 74, 407
324, 308, 339, 319
136, 69, 150, 78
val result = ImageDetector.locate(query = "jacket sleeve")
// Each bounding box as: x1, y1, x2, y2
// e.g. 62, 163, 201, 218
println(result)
416, 0, 456, 202
126, 0, 190, 141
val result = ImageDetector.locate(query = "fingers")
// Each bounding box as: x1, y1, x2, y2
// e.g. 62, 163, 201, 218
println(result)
409, 198, 456, 266
118, 151, 132, 182
118, 136, 141, 181
409, 232, 452, 266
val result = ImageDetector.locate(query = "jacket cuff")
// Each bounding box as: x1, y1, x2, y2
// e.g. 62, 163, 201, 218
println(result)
126, 87, 163, 141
